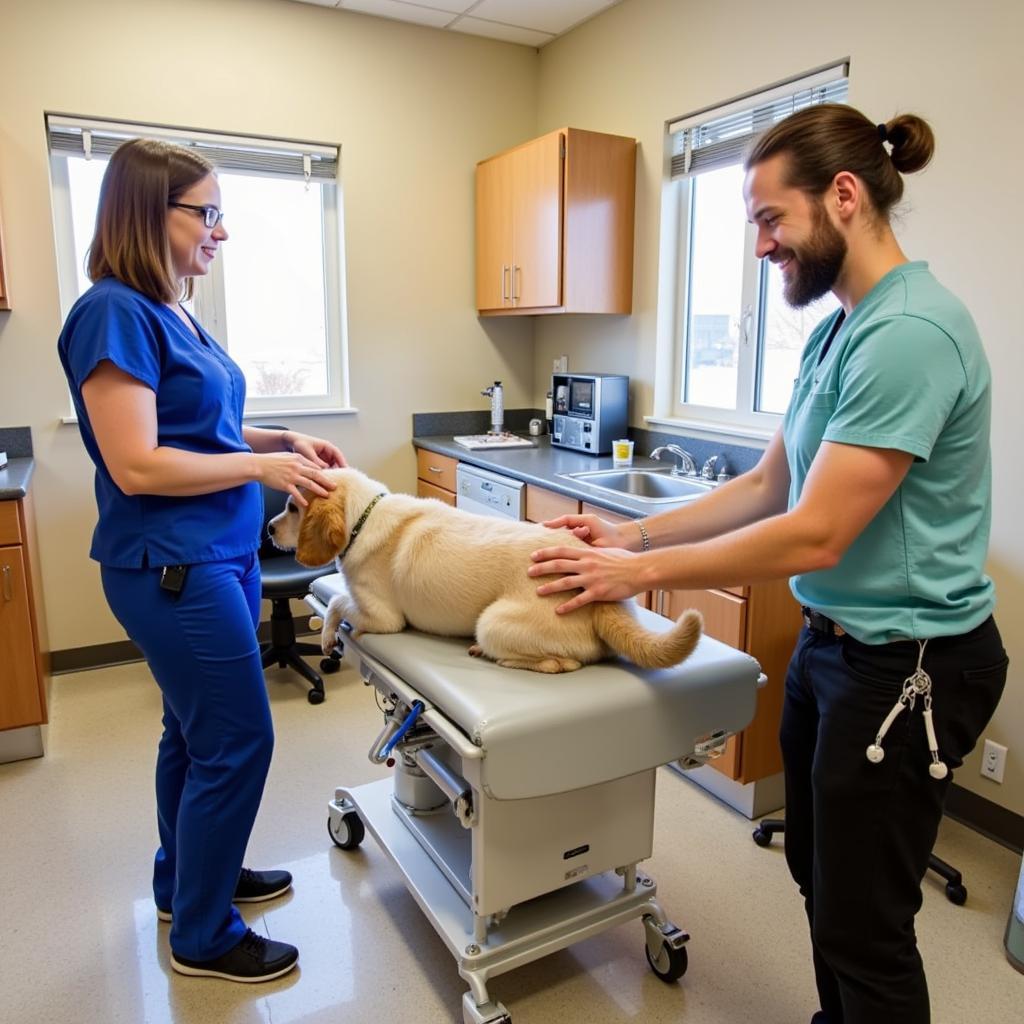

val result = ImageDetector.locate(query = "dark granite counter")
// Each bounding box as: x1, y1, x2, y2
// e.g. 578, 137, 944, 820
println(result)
413, 435, 714, 519
0, 458, 35, 501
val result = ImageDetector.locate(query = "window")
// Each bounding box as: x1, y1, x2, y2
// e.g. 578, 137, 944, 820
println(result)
48, 115, 351, 416
655, 62, 848, 436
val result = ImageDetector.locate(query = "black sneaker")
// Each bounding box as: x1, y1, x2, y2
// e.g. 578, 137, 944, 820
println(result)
171, 928, 298, 982
156, 867, 292, 921
233, 867, 293, 904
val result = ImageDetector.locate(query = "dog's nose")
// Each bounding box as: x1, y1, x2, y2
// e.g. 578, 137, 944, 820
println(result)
267, 522, 276, 536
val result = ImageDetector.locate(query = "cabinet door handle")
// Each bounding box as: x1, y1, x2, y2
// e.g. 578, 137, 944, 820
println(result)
512, 264, 520, 302
428, 465, 443, 474
1, 565, 11, 602
501, 264, 509, 303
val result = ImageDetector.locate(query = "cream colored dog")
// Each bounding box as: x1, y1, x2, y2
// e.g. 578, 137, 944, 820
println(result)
268, 467, 702, 674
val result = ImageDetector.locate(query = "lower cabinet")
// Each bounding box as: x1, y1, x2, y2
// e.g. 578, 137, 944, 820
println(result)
655, 577, 802, 784
416, 450, 457, 505
0, 496, 49, 737
526, 485, 579, 523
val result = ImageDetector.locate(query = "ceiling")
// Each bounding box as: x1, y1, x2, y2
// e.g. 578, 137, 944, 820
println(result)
287, 0, 623, 48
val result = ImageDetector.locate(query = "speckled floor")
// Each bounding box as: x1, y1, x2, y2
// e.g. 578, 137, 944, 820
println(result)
1, 655, 1019, 1024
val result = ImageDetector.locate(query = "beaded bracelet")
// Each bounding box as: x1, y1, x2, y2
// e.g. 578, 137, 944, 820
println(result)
637, 521, 651, 552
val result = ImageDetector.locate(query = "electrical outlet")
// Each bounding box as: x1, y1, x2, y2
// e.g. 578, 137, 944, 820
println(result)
553, 355, 568, 373
981, 739, 1007, 783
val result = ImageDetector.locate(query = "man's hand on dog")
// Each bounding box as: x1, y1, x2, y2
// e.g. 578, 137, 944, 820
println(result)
528, 544, 647, 614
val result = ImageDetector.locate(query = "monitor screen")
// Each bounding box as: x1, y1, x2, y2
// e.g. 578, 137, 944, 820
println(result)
570, 379, 593, 415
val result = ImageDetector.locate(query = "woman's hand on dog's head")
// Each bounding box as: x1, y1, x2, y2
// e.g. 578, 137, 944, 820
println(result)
256, 452, 337, 506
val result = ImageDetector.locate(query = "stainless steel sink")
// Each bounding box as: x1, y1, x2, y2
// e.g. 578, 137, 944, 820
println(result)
559, 468, 715, 503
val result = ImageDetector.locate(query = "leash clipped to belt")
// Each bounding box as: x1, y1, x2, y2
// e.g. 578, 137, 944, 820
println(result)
865, 639, 948, 780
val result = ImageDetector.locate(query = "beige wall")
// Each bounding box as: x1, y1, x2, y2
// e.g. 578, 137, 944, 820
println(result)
534, 0, 1024, 814
0, 0, 536, 647
1, 0, 1020, 816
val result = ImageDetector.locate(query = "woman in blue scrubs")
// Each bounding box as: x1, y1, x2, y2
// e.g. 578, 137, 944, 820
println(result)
58, 138, 346, 983
528, 105, 1007, 1024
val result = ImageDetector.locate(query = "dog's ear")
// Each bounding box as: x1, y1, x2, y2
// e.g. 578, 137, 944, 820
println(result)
295, 493, 348, 567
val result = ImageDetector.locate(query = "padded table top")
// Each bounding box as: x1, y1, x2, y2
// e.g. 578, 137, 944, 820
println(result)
311, 573, 761, 799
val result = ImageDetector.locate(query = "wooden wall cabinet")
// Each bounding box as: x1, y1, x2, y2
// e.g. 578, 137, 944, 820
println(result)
655, 578, 802, 785
0, 497, 49, 735
475, 127, 636, 315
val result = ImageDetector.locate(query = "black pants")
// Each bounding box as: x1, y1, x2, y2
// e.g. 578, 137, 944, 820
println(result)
780, 616, 1007, 1024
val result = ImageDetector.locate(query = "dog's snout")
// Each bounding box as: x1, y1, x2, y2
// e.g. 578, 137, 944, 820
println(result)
267, 521, 276, 536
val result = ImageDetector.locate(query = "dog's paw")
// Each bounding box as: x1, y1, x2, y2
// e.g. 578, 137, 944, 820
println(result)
467, 643, 484, 658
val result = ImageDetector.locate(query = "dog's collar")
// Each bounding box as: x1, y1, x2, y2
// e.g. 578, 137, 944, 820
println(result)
337, 492, 387, 561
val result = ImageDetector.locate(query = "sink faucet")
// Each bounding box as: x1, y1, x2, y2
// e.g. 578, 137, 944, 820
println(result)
701, 453, 732, 482
651, 444, 697, 477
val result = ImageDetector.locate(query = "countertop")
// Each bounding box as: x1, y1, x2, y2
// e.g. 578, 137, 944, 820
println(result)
0, 458, 35, 501
413, 435, 708, 518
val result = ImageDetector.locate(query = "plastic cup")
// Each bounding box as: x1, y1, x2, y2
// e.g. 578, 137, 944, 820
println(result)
612, 439, 634, 467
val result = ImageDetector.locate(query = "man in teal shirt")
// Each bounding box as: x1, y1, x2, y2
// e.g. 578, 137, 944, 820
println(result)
529, 104, 1007, 1023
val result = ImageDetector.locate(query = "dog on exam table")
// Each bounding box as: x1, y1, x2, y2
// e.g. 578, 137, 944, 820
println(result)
267, 467, 702, 674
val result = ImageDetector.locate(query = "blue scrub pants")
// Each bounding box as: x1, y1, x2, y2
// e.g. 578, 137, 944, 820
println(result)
102, 552, 273, 961
781, 617, 1007, 1024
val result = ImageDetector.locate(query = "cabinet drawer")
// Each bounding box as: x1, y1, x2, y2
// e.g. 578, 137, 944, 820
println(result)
0, 544, 44, 730
660, 587, 747, 649
0, 502, 22, 545
526, 485, 579, 523
417, 479, 457, 506
416, 450, 457, 493
0, 501, 21, 548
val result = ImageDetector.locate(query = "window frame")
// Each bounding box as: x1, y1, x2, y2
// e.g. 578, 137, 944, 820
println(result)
652, 62, 849, 442
47, 114, 354, 420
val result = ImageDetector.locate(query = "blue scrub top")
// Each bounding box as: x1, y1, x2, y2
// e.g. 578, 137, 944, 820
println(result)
58, 276, 263, 568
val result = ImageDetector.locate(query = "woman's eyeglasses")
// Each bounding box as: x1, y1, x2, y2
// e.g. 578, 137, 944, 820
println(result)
169, 202, 224, 229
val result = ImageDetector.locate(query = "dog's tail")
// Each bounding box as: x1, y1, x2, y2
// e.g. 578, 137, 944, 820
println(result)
592, 601, 703, 669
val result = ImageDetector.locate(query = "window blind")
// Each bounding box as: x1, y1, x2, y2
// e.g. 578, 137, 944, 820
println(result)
45, 114, 339, 182
668, 62, 849, 179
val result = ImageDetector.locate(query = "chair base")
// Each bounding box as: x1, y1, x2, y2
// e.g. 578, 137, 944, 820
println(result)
751, 818, 967, 905
260, 641, 325, 704
261, 596, 326, 704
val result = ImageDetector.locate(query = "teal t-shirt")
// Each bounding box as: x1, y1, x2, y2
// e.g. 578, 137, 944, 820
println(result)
782, 261, 995, 644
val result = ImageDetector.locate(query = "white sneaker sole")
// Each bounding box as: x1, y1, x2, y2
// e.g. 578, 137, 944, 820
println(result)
170, 953, 298, 983
156, 882, 291, 922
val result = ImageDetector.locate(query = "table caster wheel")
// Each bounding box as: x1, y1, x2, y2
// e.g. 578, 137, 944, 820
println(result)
328, 810, 365, 850
645, 938, 688, 983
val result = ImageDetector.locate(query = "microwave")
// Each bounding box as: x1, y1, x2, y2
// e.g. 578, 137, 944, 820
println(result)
551, 373, 628, 455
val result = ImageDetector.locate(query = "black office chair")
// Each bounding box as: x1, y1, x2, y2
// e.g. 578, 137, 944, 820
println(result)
256, 427, 338, 704
751, 817, 967, 905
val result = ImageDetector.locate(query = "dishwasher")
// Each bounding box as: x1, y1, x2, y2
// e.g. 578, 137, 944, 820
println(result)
456, 463, 526, 521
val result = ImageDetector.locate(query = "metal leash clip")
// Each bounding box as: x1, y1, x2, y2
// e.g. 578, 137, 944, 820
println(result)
865, 640, 948, 780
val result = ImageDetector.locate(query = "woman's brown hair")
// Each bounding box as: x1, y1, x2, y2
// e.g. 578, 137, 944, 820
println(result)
745, 104, 935, 220
87, 138, 214, 303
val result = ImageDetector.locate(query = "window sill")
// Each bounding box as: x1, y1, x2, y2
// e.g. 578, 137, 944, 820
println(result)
644, 414, 775, 446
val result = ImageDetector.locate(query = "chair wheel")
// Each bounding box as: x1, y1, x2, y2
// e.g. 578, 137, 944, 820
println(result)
329, 811, 365, 850
645, 939, 688, 982
946, 883, 967, 906
320, 658, 341, 673
307, 689, 325, 705
752, 826, 773, 847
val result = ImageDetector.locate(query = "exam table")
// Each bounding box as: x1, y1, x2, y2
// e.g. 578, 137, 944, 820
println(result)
307, 573, 763, 1024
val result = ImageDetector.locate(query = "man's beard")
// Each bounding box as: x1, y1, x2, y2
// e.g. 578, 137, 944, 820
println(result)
780, 202, 847, 308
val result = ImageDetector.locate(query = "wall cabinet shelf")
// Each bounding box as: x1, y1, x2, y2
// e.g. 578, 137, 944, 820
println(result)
475, 128, 636, 316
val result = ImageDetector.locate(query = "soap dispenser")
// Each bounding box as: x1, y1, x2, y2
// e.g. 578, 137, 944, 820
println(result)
482, 381, 504, 435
